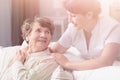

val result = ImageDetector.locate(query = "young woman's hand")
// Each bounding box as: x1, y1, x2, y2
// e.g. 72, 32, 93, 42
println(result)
52, 53, 69, 69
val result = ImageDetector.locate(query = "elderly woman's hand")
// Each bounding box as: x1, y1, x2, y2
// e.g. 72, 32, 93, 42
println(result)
13, 50, 27, 63
52, 53, 69, 69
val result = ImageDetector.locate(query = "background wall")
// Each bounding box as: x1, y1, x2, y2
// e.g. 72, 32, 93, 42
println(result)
40, 0, 68, 41
99, 0, 110, 16
110, 0, 120, 22
0, 0, 119, 47
40, 0, 67, 17
11, 0, 40, 46
0, 0, 11, 47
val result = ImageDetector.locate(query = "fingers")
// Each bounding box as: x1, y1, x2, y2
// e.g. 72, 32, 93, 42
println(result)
14, 50, 26, 63
51, 53, 60, 58
21, 46, 28, 54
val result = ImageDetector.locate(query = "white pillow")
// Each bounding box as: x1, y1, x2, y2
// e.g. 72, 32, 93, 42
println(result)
0, 46, 3, 49
20, 40, 28, 50
0, 46, 20, 73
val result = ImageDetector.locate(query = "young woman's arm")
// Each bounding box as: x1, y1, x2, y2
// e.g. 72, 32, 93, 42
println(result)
49, 42, 68, 53
52, 43, 120, 70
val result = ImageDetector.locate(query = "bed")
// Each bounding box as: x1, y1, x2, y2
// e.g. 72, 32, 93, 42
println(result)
0, 42, 120, 80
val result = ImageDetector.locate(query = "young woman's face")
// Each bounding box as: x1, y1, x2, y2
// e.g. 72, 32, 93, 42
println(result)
70, 13, 88, 29
27, 22, 51, 51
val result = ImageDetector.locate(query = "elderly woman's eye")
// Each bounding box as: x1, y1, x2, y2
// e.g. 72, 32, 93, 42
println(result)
46, 31, 50, 34
36, 29, 41, 32
71, 14, 75, 17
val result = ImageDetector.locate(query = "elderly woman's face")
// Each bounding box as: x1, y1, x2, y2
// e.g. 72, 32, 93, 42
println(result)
27, 22, 51, 51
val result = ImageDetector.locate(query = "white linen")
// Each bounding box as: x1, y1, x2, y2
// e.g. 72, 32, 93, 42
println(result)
0, 46, 20, 80
0, 46, 20, 76
0, 45, 120, 80
88, 66, 120, 80
73, 66, 120, 80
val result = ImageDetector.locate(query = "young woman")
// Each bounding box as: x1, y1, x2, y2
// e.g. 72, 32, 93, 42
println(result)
50, 0, 120, 79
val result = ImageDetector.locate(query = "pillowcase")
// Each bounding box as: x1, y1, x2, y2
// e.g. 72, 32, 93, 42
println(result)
20, 40, 28, 50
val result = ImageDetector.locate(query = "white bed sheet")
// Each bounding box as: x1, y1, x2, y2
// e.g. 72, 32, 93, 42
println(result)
0, 44, 120, 80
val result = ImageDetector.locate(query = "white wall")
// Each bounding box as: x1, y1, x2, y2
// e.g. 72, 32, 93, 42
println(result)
0, 0, 11, 47
40, 0, 67, 17
39, 0, 68, 41
99, 0, 110, 16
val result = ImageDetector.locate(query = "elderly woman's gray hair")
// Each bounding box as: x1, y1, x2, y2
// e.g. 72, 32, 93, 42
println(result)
21, 17, 55, 40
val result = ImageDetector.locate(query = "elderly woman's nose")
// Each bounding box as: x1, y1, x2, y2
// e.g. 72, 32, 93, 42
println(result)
40, 32, 46, 37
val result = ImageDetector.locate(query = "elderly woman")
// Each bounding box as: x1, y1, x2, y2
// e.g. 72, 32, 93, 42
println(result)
0, 17, 58, 80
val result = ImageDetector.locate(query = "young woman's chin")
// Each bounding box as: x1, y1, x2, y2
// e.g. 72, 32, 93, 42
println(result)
75, 25, 82, 30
